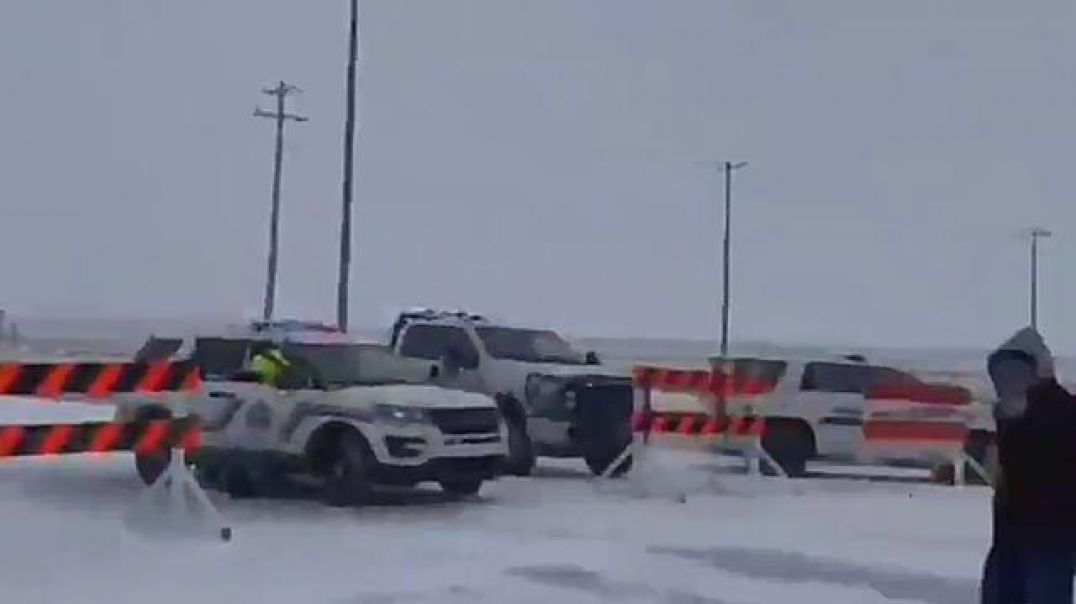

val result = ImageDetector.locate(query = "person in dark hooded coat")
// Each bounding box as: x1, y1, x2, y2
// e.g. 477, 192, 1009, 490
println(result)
981, 327, 1076, 604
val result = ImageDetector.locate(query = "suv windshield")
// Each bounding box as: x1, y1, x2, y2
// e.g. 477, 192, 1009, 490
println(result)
284, 343, 432, 386
475, 327, 585, 365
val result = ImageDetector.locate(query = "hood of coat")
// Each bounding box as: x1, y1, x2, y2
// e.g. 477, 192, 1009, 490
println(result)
988, 327, 1055, 419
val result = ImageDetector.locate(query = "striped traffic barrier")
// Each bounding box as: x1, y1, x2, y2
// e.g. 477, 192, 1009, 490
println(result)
863, 384, 988, 486
0, 360, 228, 540
621, 366, 783, 480
0, 417, 201, 458
0, 360, 202, 400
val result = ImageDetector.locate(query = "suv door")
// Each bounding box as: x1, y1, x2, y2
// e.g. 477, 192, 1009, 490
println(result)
799, 362, 870, 459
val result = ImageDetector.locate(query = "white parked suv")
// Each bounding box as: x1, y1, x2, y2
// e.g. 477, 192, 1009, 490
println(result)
657, 354, 987, 477
115, 321, 508, 505
387, 309, 635, 477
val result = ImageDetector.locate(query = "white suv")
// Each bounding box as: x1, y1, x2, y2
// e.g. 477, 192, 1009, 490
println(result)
116, 322, 507, 505
387, 310, 635, 477
655, 355, 985, 477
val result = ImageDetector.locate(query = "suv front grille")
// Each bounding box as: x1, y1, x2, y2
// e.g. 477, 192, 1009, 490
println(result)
574, 383, 635, 421
428, 408, 501, 435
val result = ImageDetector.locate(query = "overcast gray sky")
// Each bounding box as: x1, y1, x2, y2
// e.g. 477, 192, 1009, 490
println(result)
1, 1, 1075, 351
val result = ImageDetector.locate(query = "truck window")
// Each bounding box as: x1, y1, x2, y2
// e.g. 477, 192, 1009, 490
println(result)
191, 338, 252, 379
800, 362, 868, 394
864, 366, 921, 390
399, 325, 477, 362
730, 358, 787, 391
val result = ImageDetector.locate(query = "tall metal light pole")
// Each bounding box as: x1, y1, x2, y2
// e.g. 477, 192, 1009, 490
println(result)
337, 0, 359, 332
254, 81, 308, 322
718, 161, 748, 359
1028, 227, 1052, 329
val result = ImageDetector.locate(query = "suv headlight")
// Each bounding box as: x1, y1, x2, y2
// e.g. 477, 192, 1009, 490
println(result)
525, 374, 563, 403
373, 403, 429, 425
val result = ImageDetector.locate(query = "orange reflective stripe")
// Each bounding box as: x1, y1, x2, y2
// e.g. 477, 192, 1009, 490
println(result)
135, 420, 170, 454
677, 416, 696, 434
701, 418, 723, 436
181, 368, 203, 392
89, 423, 125, 453
136, 362, 171, 393
40, 424, 75, 455
0, 365, 20, 395
87, 364, 124, 399
0, 426, 24, 457
36, 364, 75, 399
181, 426, 202, 452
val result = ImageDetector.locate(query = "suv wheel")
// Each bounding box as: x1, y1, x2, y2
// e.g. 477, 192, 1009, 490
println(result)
221, 460, 259, 499
439, 479, 483, 498
761, 422, 813, 478
322, 430, 374, 507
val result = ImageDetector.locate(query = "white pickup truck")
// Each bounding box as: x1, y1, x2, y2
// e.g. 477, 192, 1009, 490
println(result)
387, 309, 635, 477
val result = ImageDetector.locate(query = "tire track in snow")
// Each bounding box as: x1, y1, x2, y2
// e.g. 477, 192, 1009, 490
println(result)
648, 545, 976, 604
506, 563, 738, 603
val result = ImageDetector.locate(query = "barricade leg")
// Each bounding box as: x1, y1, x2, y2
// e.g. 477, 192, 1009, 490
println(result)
953, 451, 966, 487
964, 453, 992, 487
599, 441, 634, 480
752, 442, 788, 480
126, 447, 231, 541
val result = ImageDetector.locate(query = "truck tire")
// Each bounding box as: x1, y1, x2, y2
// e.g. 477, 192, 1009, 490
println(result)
322, 429, 374, 507
503, 412, 535, 477
439, 479, 483, 498
761, 421, 813, 478
221, 461, 259, 499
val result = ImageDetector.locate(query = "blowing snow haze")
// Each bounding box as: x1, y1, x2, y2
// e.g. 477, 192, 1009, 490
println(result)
1, 1, 1075, 352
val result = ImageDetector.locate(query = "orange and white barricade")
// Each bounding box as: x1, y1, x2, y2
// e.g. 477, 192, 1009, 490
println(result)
0, 359, 230, 540
863, 382, 990, 487
624, 366, 786, 479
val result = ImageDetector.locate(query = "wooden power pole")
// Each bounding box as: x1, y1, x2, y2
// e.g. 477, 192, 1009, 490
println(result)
254, 81, 308, 322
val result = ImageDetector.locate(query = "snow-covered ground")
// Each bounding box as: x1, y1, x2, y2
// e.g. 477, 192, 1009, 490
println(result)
0, 398, 991, 604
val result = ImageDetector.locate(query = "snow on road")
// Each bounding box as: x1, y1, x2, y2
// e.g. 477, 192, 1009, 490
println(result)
0, 435, 991, 604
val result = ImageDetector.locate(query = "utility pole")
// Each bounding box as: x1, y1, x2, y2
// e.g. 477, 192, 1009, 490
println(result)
1028, 227, 1052, 329
718, 161, 748, 359
337, 0, 359, 333
254, 81, 308, 322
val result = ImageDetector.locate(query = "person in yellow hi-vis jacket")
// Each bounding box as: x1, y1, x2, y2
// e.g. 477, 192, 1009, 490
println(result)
249, 342, 291, 387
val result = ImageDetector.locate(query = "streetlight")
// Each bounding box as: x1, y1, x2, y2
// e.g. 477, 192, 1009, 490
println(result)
718, 161, 748, 359
1027, 227, 1052, 329
337, 0, 359, 332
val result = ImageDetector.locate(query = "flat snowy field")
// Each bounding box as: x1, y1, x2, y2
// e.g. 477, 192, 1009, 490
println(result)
0, 400, 991, 604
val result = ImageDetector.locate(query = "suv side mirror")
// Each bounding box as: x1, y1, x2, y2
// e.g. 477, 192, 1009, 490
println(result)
585, 351, 601, 365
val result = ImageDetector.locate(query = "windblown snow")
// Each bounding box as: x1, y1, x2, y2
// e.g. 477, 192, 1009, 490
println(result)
0, 398, 989, 604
